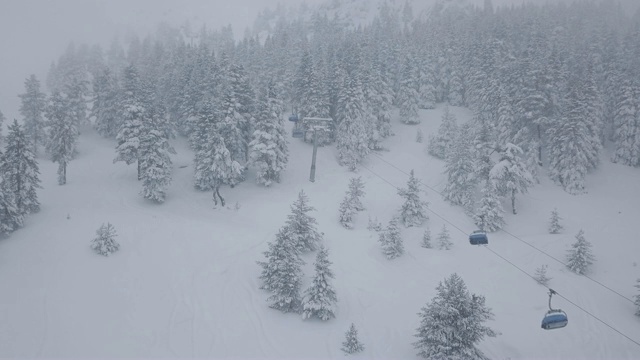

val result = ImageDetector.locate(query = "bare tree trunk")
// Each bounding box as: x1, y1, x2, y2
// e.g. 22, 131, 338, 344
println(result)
511, 189, 517, 215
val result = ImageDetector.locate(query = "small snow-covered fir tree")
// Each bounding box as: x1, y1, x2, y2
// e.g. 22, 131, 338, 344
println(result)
397, 54, 420, 125
45, 90, 79, 185
367, 215, 383, 232
0, 173, 23, 236
635, 279, 640, 316
534, 264, 552, 286
248, 80, 288, 186
338, 177, 366, 228
302, 246, 337, 320
548, 208, 563, 234
257, 227, 305, 313
19, 74, 47, 155
473, 183, 506, 232
427, 105, 458, 159
416, 128, 423, 143
489, 143, 534, 215
342, 323, 364, 355
421, 227, 432, 249
398, 170, 428, 227
91, 223, 119, 256
437, 224, 453, 250
286, 190, 323, 253
338, 195, 356, 229
413, 273, 496, 359
566, 229, 595, 275
348, 176, 366, 211
379, 217, 404, 259
139, 129, 174, 203
1, 120, 42, 215
336, 73, 370, 171
442, 124, 476, 212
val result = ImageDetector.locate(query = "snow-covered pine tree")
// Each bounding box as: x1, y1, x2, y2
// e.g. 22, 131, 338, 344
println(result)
566, 229, 595, 275
248, 80, 289, 186
342, 323, 364, 355
421, 227, 432, 249
413, 273, 496, 359
611, 78, 640, 166
473, 182, 505, 232
416, 128, 423, 143
417, 55, 436, 109
397, 54, 420, 125
0, 172, 23, 236
257, 226, 305, 313
437, 224, 453, 250
0, 120, 41, 215
338, 195, 356, 229
347, 176, 365, 211
139, 129, 174, 203
91, 222, 119, 256
45, 90, 79, 185
534, 264, 551, 286
548, 208, 563, 234
378, 216, 404, 260
19, 74, 47, 155
201, 132, 243, 207
427, 105, 458, 159
114, 65, 146, 180
62, 73, 90, 130
489, 143, 534, 215
397, 170, 428, 227
92, 66, 121, 138
635, 279, 640, 316
336, 73, 370, 171
547, 77, 601, 195
286, 190, 323, 253
302, 246, 337, 320
219, 62, 254, 164
442, 123, 476, 212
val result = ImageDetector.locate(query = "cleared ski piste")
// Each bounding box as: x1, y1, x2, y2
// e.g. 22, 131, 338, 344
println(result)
1, 105, 639, 358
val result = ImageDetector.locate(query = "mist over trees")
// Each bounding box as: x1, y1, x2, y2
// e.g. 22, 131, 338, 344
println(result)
2, 0, 636, 234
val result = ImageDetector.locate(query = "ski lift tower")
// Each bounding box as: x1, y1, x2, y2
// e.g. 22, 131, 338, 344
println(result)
302, 117, 333, 182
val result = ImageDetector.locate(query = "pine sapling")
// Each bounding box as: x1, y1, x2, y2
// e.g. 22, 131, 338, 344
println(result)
548, 208, 563, 234
91, 223, 119, 256
421, 227, 432, 249
566, 229, 595, 275
534, 264, 551, 286
379, 217, 404, 259
342, 323, 364, 355
437, 224, 453, 250
348, 176, 366, 211
367, 215, 382, 232
416, 128, 424, 143
302, 246, 337, 320
338, 195, 356, 229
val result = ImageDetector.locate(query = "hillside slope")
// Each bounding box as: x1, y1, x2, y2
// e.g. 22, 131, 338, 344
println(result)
0, 105, 639, 358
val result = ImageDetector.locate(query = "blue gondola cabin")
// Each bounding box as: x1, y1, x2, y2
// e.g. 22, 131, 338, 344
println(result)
469, 230, 488, 245
541, 310, 568, 330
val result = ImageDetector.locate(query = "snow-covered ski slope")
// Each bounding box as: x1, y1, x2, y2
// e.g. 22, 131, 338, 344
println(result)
1, 105, 639, 358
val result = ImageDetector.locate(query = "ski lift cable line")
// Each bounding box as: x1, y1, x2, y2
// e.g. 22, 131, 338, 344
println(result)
369, 151, 636, 305
359, 163, 640, 349
484, 246, 640, 348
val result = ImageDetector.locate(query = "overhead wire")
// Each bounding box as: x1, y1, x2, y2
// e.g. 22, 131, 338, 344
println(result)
369, 151, 636, 305
359, 156, 640, 349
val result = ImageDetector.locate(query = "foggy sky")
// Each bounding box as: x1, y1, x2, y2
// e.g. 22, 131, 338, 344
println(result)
0, 0, 638, 124
0, 0, 322, 122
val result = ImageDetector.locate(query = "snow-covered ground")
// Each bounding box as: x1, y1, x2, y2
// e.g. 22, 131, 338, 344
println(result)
1, 105, 639, 358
